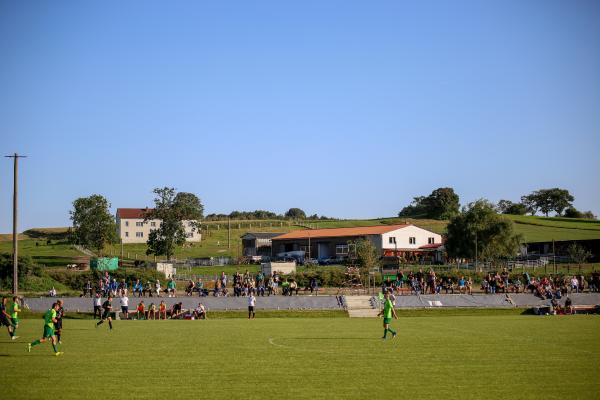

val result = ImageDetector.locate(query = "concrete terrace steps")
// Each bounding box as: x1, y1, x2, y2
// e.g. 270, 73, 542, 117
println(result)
344, 295, 380, 318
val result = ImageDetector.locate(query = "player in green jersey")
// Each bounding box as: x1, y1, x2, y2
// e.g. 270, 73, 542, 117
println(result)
9, 296, 21, 340
27, 302, 63, 356
377, 291, 398, 339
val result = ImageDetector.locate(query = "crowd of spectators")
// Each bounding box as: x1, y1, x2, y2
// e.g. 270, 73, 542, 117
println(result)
383, 268, 600, 297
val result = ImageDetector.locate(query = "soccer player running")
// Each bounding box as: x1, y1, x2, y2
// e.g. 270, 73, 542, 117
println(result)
248, 293, 256, 319
377, 292, 398, 340
28, 302, 63, 356
54, 300, 65, 343
9, 296, 21, 340
96, 295, 114, 330
1, 297, 15, 339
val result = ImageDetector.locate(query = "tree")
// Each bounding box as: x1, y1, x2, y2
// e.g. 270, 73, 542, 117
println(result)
521, 188, 574, 216
398, 187, 460, 220
0, 253, 35, 289
566, 243, 591, 266
445, 200, 522, 261
70, 194, 117, 255
351, 238, 380, 274
497, 200, 528, 215
145, 187, 204, 260
285, 208, 306, 219
564, 207, 597, 220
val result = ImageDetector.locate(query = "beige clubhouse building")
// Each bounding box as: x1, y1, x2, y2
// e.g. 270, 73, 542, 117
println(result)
116, 208, 202, 244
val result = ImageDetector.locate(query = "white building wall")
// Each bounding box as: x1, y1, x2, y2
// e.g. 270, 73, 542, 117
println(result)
117, 217, 201, 244
381, 225, 442, 250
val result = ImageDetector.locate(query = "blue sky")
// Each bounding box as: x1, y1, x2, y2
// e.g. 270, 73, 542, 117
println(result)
1, 0, 599, 232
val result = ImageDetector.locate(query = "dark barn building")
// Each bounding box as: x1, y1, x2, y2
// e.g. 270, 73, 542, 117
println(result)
241, 232, 284, 257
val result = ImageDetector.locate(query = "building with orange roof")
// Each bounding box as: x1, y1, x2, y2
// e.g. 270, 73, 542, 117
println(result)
271, 224, 443, 263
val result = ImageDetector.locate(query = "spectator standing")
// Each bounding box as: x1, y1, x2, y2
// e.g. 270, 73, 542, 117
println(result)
120, 294, 129, 320
248, 293, 256, 319
93, 293, 102, 319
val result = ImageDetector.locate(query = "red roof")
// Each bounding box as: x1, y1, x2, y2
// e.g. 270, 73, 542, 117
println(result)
272, 224, 410, 240
116, 208, 154, 219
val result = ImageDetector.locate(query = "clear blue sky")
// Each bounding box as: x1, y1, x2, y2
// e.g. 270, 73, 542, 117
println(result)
1, 1, 599, 232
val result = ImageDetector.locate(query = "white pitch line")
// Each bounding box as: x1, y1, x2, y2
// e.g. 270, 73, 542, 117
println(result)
268, 337, 291, 349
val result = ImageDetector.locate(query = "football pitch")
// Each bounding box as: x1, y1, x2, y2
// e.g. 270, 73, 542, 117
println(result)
1, 315, 599, 400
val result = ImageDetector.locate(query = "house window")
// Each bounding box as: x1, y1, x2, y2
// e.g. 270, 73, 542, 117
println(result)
389, 237, 396, 244
136, 222, 143, 227
336, 244, 349, 255
151, 221, 156, 227
125, 221, 129, 227
409, 237, 416, 245
188, 221, 194, 227
428, 237, 435, 244
136, 232, 144, 238
186, 232, 193, 238
125, 232, 129, 237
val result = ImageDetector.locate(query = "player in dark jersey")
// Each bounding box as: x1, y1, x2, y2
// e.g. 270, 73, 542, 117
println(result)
54, 299, 64, 343
1, 297, 15, 338
96, 296, 113, 330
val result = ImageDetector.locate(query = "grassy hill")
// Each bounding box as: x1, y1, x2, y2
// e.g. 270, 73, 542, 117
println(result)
1, 216, 599, 265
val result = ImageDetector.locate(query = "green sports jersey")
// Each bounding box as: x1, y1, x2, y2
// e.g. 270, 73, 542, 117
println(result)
44, 309, 56, 328
10, 302, 20, 318
383, 299, 394, 319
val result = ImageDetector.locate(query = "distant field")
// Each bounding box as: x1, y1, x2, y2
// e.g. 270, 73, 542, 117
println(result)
1, 316, 598, 399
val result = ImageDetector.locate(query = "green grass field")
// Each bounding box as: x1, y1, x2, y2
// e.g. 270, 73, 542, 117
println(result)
1, 315, 599, 399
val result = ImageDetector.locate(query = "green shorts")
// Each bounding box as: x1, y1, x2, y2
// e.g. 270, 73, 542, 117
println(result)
43, 325, 55, 338
383, 317, 392, 324
11, 317, 19, 326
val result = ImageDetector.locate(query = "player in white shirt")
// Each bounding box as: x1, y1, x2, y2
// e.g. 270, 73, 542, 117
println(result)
248, 294, 256, 319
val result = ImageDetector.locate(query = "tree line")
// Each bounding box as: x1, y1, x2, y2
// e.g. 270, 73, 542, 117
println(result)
399, 187, 595, 220
205, 208, 334, 221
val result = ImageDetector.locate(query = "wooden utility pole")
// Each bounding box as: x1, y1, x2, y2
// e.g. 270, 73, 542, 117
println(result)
228, 217, 231, 249
5, 153, 26, 295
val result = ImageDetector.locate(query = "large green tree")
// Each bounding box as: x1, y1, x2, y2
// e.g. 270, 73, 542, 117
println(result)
352, 238, 380, 273
145, 187, 204, 260
521, 188, 574, 216
398, 187, 460, 220
70, 194, 117, 255
496, 199, 528, 215
285, 208, 306, 219
445, 200, 522, 261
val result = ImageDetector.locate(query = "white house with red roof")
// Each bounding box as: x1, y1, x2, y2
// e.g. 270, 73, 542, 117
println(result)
271, 224, 443, 263
116, 208, 201, 244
